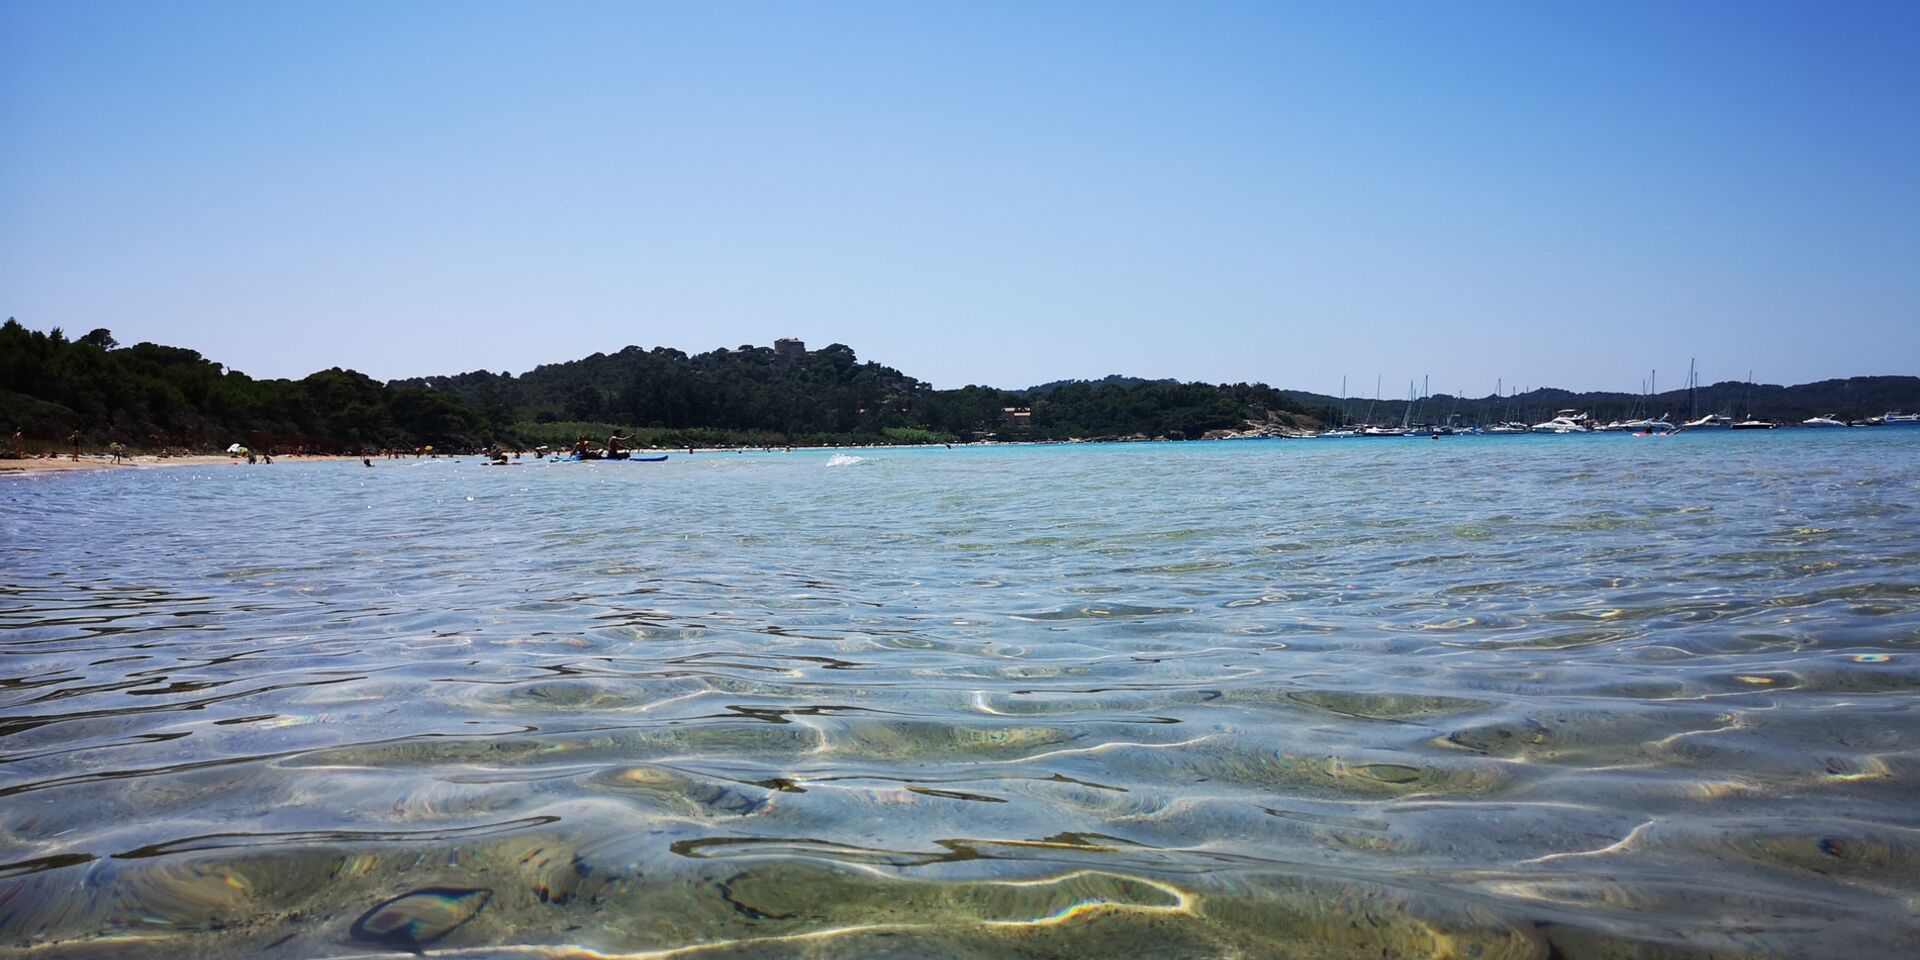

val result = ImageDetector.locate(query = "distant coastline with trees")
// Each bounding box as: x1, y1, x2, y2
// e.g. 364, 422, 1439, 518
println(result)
4, 318, 1917, 456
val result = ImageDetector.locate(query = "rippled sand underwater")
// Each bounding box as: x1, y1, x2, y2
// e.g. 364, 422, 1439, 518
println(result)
3, 432, 1919, 959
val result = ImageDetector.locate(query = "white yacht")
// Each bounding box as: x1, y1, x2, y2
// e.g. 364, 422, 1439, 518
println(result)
1486, 421, 1531, 434
1682, 414, 1733, 429
1883, 412, 1919, 427
1318, 428, 1359, 438
1802, 416, 1847, 428
1531, 410, 1592, 434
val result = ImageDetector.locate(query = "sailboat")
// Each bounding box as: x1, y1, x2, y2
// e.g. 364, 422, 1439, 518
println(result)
1636, 369, 1675, 433
1730, 370, 1777, 429
1680, 360, 1732, 429
1597, 372, 1646, 432
1320, 376, 1358, 437
1486, 380, 1529, 433
1363, 380, 1410, 436
1598, 369, 1674, 433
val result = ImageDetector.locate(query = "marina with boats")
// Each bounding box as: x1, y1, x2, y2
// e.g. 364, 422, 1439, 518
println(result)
1301, 361, 1918, 439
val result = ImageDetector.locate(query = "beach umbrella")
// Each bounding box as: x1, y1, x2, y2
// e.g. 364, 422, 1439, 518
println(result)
226, 443, 248, 455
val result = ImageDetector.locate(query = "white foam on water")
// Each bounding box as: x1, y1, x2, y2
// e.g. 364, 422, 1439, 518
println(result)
824, 454, 865, 468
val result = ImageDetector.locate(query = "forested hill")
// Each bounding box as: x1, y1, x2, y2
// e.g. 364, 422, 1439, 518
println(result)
1285, 375, 1920, 428
5, 319, 1914, 453
0, 322, 1310, 452
391, 342, 1312, 447
1, 320, 483, 453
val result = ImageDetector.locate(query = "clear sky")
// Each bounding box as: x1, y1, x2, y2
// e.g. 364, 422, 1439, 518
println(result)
3, 1, 1916, 394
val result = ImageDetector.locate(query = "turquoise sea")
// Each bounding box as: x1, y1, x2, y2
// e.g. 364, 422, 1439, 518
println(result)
3, 431, 1919, 958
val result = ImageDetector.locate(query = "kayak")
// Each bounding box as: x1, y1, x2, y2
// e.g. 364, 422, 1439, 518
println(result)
561, 453, 669, 462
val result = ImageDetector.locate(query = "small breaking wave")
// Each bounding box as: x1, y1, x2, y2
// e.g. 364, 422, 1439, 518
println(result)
825, 454, 865, 468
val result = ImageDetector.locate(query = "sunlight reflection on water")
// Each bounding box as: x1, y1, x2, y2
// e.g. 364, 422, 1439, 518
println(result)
2, 431, 1919, 958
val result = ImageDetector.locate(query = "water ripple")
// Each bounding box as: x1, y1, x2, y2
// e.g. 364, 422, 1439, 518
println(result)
2, 433, 1919, 957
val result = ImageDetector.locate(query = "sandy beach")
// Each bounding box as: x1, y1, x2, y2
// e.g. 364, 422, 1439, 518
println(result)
0, 454, 365, 475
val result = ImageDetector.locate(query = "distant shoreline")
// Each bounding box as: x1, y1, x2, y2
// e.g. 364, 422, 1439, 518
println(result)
0, 453, 365, 476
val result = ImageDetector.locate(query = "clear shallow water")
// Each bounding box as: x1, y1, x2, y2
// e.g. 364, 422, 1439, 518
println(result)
3, 432, 1919, 959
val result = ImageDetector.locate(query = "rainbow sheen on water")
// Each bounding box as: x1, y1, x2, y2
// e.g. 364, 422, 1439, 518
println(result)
2, 430, 1919, 958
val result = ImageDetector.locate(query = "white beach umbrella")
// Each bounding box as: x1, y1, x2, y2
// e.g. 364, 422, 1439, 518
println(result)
226, 443, 247, 454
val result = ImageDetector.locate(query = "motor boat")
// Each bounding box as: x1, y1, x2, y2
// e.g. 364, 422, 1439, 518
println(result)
1730, 419, 1777, 430
1883, 412, 1920, 427
1682, 414, 1733, 429
1361, 425, 1406, 437
1318, 428, 1359, 438
1486, 422, 1530, 434
1531, 410, 1592, 434
1802, 416, 1847, 428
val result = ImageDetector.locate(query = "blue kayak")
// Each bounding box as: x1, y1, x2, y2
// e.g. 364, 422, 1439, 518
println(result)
558, 453, 669, 462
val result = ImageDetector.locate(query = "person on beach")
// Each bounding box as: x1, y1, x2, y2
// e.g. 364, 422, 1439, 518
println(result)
68, 431, 81, 461
109, 442, 126, 463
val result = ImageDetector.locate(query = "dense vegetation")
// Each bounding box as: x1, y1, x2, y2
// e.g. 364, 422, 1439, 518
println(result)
0, 320, 484, 452
2, 321, 1310, 452
1290, 375, 1920, 429
391, 343, 1314, 446
4, 317, 1916, 454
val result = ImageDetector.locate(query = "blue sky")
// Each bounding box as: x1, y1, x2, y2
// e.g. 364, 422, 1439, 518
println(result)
3, 1, 1915, 393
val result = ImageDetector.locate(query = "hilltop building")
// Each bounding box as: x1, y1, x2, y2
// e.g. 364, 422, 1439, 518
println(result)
773, 338, 806, 367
